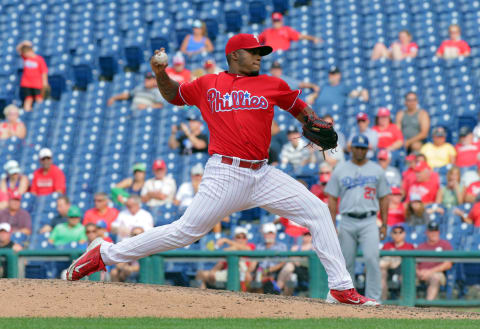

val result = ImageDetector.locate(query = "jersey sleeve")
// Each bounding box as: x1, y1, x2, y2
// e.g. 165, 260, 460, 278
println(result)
461, 40, 471, 54
287, 27, 301, 41
393, 124, 404, 141
437, 41, 446, 55
273, 78, 307, 117
39, 56, 48, 74
173, 78, 203, 106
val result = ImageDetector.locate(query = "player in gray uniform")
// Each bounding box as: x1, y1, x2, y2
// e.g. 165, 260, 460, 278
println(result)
325, 135, 390, 301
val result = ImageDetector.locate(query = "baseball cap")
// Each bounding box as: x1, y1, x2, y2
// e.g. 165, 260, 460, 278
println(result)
132, 163, 146, 172
319, 173, 330, 183
413, 161, 430, 172
391, 186, 402, 195
377, 107, 391, 117
391, 223, 405, 232
152, 159, 166, 170
351, 135, 369, 148
173, 53, 185, 65
405, 153, 416, 161
67, 205, 82, 218
192, 19, 202, 29
271, 61, 282, 69
356, 112, 368, 121
410, 193, 422, 202
8, 190, 21, 201
262, 222, 277, 234
459, 126, 472, 137
272, 12, 283, 21
377, 149, 390, 160
287, 126, 299, 134
0, 223, 11, 232
145, 72, 155, 79
427, 220, 440, 231
39, 148, 53, 159
190, 163, 204, 176
328, 66, 341, 74
234, 226, 248, 236
96, 220, 107, 229
225, 33, 273, 56
4, 159, 21, 175
204, 59, 215, 69
432, 126, 446, 137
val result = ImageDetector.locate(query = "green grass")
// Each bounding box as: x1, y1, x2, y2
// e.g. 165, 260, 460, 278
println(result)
0, 318, 478, 329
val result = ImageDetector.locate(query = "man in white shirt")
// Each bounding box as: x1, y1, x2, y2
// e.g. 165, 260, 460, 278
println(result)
141, 159, 177, 208
174, 163, 204, 213
111, 196, 153, 242
279, 127, 311, 169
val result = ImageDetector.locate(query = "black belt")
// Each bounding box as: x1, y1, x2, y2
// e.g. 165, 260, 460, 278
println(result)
344, 211, 377, 219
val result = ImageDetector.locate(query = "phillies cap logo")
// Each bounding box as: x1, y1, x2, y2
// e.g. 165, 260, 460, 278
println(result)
252, 34, 260, 43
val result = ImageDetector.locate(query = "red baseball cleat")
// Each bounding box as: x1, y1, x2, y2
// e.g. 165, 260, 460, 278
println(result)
66, 237, 106, 281
326, 288, 380, 306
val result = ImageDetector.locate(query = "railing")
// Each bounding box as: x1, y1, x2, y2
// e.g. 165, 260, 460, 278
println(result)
2, 249, 480, 307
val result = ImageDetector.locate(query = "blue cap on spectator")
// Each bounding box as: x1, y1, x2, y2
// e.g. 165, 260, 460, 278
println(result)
391, 223, 405, 232
96, 220, 107, 229
351, 135, 369, 148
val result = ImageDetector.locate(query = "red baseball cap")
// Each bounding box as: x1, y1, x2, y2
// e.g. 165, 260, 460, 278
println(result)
377, 107, 391, 117
405, 154, 416, 161
225, 33, 272, 56
319, 173, 330, 183
356, 112, 368, 121
391, 186, 402, 195
152, 159, 166, 170
9, 190, 21, 201
377, 149, 390, 160
272, 12, 283, 21
204, 59, 215, 69
413, 161, 430, 172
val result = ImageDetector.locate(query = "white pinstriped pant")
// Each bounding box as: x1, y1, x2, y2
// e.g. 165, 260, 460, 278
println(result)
101, 154, 354, 290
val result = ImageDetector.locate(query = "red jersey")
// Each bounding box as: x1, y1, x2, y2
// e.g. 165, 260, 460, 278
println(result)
382, 241, 414, 250
171, 72, 307, 160
258, 26, 300, 51
468, 202, 480, 227
165, 67, 191, 84
466, 181, 480, 199
279, 217, 309, 237
437, 39, 471, 56
372, 124, 404, 149
402, 168, 416, 194
387, 202, 405, 226
417, 240, 452, 270
407, 178, 439, 203
455, 142, 480, 167
20, 54, 48, 89
30, 164, 66, 195
83, 207, 120, 231
310, 184, 328, 203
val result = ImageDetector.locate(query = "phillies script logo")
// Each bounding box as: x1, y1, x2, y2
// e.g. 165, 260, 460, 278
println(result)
207, 88, 268, 113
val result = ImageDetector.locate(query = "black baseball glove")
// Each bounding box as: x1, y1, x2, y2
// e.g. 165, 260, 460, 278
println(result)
302, 115, 338, 153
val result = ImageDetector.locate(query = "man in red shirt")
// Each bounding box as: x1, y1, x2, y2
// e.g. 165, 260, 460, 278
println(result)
258, 12, 320, 52
436, 24, 471, 59
165, 53, 191, 84
83, 192, 119, 231
416, 221, 453, 300
310, 162, 332, 204
380, 224, 414, 300
16, 40, 48, 111
455, 126, 480, 168
406, 161, 439, 203
67, 33, 378, 306
30, 148, 66, 196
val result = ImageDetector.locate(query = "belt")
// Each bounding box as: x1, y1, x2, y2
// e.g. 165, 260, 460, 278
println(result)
220, 156, 266, 171
344, 211, 377, 219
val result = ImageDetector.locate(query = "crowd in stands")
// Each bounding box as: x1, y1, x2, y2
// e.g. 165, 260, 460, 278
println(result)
1, 0, 480, 300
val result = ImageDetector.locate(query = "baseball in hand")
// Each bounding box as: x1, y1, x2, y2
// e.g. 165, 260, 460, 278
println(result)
154, 51, 168, 65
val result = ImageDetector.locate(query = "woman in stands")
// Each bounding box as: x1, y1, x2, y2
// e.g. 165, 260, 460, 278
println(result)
371, 30, 418, 61
372, 107, 404, 151
0, 160, 29, 210
405, 193, 429, 226
436, 166, 464, 209
112, 163, 146, 205
180, 20, 214, 57
0, 105, 26, 140
436, 24, 470, 59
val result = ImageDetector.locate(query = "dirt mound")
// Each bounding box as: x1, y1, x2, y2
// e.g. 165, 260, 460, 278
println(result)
0, 279, 478, 319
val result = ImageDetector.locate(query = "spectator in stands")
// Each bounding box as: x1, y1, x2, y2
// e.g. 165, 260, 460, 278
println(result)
165, 53, 191, 84
180, 20, 214, 57
416, 221, 453, 301
0, 105, 26, 140
0, 160, 29, 210
277, 231, 312, 296
377, 149, 401, 187
16, 40, 48, 112
316, 66, 369, 108
141, 159, 177, 208
310, 162, 332, 204
107, 72, 163, 110
269, 120, 288, 165
371, 30, 419, 61
83, 192, 119, 231
111, 195, 153, 242
95, 220, 113, 243
387, 187, 405, 227
455, 198, 480, 226
30, 148, 66, 196
464, 164, 480, 204
380, 224, 414, 300
279, 127, 311, 169
258, 12, 320, 52
436, 166, 464, 209
372, 108, 404, 151
455, 126, 480, 169
405, 193, 429, 226
0, 191, 31, 235
169, 114, 208, 155
395, 92, 430, 152
112, 163, 147, 205
39, 195, 70, 233
406, 161, 439, 203
436, 24, 471, 59
269, 61, 320, 105
420, 126, 456, 169
203, 59, 223, 75
0, 223, 22, 277
347, 112, 378, 159
85, 223, 98, 245
48, 205, 87, 246
196, 226, 255, 291
174, 163, 203, 213
110, 227, 144, 282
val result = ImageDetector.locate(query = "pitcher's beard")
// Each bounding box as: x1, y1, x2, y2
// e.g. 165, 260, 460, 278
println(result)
247, 70, 260, 77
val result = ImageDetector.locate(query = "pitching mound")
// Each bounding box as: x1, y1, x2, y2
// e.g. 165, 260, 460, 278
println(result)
0, 279, 478, 319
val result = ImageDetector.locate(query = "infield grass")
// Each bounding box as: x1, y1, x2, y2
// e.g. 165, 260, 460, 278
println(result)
0, 318, 478, 329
